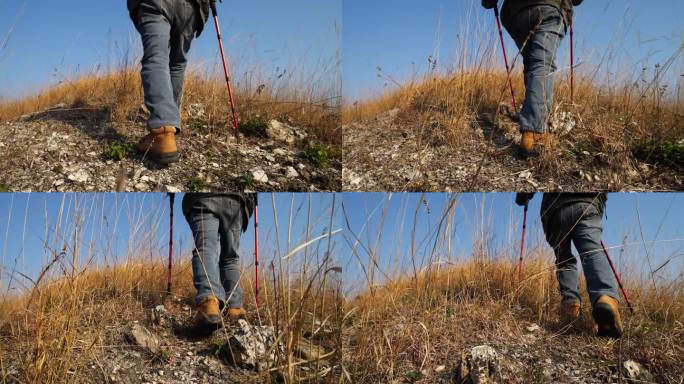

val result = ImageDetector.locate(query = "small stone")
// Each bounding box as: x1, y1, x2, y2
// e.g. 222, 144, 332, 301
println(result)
526, 324, 541, 333
165, 185, 182, 193
286, 166, 299, 179
621, 360, 654, 381
435, 365, 446, 373
456, 345, 502, 384
125, 324, 162, 355
67, 170, 89, 183
518, 170, 532, 180
251, 169, 268, 183
223, 319, 283, 370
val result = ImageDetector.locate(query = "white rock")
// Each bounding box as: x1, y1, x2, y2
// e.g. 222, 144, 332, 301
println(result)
225, 319, 283, 370
67, 170, 89, 183
526, 324, 541, 333
165, 185, 182, 193
286, 167, 299, 179
267, 120, 297, 145
251, 169, 268, 183
457, 345, 502, 384
518, 170, 532, 180
296, 163, 306, 170
621, 360, 653, 381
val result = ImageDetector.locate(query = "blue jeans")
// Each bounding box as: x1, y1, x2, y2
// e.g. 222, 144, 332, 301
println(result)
504, 5, 566, 134
183, 195, 244, 309
542, 202, 620, 305
133, 0, 200, 131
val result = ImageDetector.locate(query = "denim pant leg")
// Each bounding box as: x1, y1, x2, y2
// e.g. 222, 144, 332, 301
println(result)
168, 0, 198, 116
543, 213, 581, 303
136, 0, 181, 130
135, 0, 198, 131
571, 205, 620, 304
217, 200, 244, 309
507, 6, 565, 133
186, 209, 226, 306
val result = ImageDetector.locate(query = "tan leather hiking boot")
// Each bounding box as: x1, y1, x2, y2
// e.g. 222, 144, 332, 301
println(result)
592, 295, 623, 338
226, 307, 247, 321
194, 296, 222, 334
136, 126, 179, 165
560, 299, 581, 323
520, 131, 546, 155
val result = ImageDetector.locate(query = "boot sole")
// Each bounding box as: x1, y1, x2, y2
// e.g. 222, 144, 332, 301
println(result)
137, 148, 180, 165
593, 304, 622, 339
147, 151, 180, 165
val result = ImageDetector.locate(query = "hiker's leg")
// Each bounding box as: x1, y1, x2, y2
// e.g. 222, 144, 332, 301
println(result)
571, 204, 620, 305
217, 197, 244, 309
168, 0, 200, 130
185, 207, 225, 306
135, 0, 180, 130
542, 212, 581, 303
515, 6, 565, 133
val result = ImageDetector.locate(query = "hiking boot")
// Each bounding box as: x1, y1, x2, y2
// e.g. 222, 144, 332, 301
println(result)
592, 295, 623, 339
226, 307, 247, 321
194, 296, 223, 334
560, 298, 581, 324
136, 126, 180, 165
520, 131, 545, 156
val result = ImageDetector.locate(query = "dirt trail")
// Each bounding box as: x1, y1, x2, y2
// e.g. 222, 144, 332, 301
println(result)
0, 105, 341, 192
343, 108, 682, 192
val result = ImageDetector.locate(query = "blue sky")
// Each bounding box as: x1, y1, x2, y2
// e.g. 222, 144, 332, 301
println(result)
339, 193, 684, 288
0, 0, 341, 101
1, 193, 682, 295
0, 193, 340, 294
343, 0, 684, 101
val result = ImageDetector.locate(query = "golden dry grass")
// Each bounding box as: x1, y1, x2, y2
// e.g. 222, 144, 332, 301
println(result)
3, 252, 682, 383
0, 66, 341, 146
345, 254, 684, 382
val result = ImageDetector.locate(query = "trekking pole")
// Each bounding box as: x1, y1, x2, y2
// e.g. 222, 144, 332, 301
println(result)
569, 20, 575, 103
167, 193, 175, 295
210, 3, 241, 144
254, 194, 260, 309
600, 240, 635, 314
493, 5, 518, 111
517, 203, 528, 282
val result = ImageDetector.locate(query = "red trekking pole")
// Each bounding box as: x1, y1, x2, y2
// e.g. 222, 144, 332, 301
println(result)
517, 203, 528, 282
600, 241, 635, 314
211, 3, 241, 143
493, 5, 518, 111
167, 193, 175, 295
253, 194, 260, 309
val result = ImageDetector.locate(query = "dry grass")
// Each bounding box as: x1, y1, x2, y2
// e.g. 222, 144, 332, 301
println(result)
344, 255, 684, 382
344, 67, 683, 164
2, 193, 684, 383
0, 63, 341, 146
0, 193, 344, 384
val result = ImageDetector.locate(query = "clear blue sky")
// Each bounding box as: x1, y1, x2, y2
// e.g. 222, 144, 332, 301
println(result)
339, 193, 684, 289
1, 192, 682, 296
0, 193, 340, 294
343, 0, 684, 101
0, 0, 341, 101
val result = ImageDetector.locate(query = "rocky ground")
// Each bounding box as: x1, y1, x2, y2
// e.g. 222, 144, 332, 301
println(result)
345, 302, 678, 384
2, 298, 675, 383
343, 107, 683, 192
1, 296, 338, 384
0, 104, 341, 192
